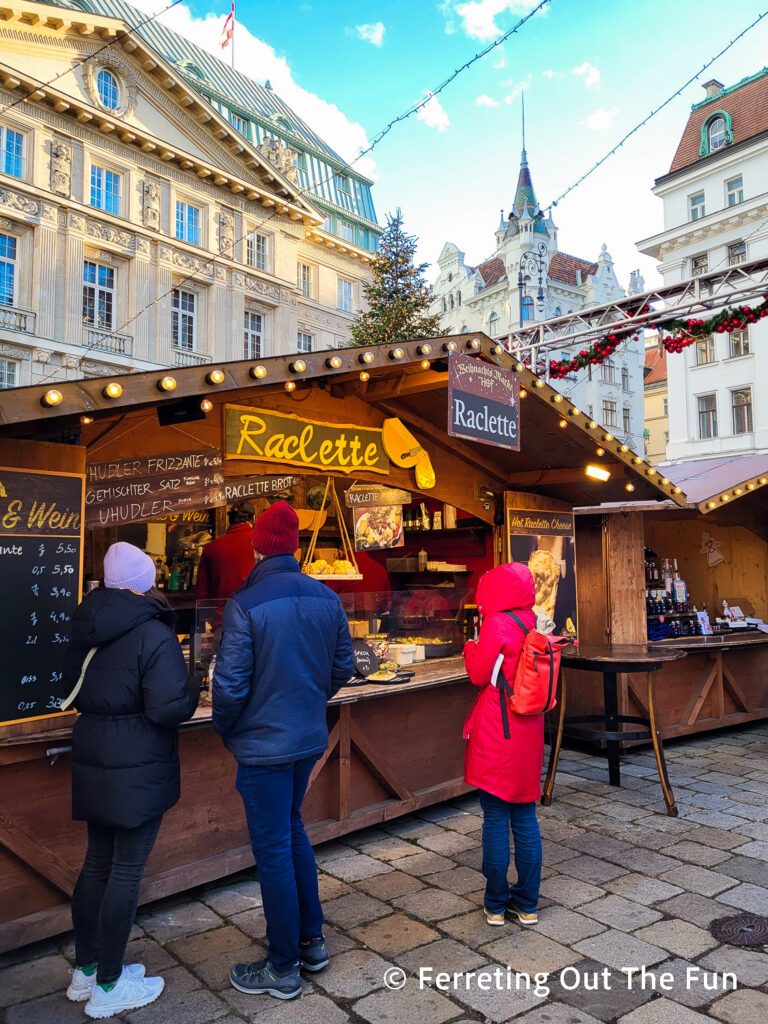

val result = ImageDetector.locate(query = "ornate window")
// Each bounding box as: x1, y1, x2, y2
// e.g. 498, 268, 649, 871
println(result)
244, 311, 263, 359
521, 296, 534, 321
698, 394, 717, 438
729, 329, 749, 358
732, 387, 753, 434
699, 111, 733, 157
0, 232, 17, 305
726, 176, 743, 206
246, 231, 268, 272
337, 277, 353, 312
172, 289, 196, 350
297, 262, 313, 298
175, 201, 201, 245
689, 193, 705, 222
90, 165, 121, 215
96, 69, 120, 110
728, 241, 746, 265
0, 126, 24, 178
0, 358, 17, 388
489, 312, 499, 335
82, 261, 115, 329
297, 331, 313, 353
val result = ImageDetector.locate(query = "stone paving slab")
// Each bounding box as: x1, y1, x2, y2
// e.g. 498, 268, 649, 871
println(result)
717, 881, 768, 914
546, 960, 656, 1021
617, 998, 713, 1023
709, 988, 768, 1024
391, 887, 476, 922
480, 930, 582, 975
578, 895, 662, 931
348, 912, 440, 955
631, 919, 718, 959
355, 869, 426, 899
352, 977, 462, 1024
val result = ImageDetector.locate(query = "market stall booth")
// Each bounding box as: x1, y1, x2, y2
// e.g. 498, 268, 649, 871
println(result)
572, 453, 768, 743
0, 333, 680, 950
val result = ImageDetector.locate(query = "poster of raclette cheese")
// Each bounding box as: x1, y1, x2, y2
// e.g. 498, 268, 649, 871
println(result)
507, 506, 576, 638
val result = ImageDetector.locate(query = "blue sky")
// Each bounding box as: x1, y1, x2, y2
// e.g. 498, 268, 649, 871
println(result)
138, 0, 768, 288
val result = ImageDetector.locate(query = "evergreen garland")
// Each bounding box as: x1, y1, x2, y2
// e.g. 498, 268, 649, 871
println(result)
350, 209, 442, 347
547, 295, 768, 380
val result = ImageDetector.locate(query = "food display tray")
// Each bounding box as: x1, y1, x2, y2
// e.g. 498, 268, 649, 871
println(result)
424, 642, 457, 658
305, 574, 364, 581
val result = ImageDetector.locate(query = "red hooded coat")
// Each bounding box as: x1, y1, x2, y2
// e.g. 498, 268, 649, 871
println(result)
462, 562, 543, 803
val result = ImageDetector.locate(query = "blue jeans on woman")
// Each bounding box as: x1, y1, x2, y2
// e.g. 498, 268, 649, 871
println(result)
478, 790, 542, 914
236, 755, 324, 974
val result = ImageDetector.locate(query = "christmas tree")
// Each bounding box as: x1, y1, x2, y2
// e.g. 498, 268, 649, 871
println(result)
350, 209, 441, 347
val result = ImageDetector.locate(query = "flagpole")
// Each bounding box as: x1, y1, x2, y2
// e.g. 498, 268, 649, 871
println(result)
231, 0, 235, 69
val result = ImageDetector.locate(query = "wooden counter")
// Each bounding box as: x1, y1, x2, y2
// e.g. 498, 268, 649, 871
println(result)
0, 659, 472, 953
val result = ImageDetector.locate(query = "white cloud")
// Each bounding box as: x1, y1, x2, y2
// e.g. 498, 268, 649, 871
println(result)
541, 69, 558, 79
572, 61, 601, 89
416, 93, 451, 132
581, 106, 618, 130
476, 94, 499, 107
502, 76, 531, 103
125, 0, 377, 178
448, 1, 540, 41
355, 22, 386, 47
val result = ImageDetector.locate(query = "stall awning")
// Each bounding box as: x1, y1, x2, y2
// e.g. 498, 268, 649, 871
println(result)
0, 333, 687, 507
659, 456, 768, 513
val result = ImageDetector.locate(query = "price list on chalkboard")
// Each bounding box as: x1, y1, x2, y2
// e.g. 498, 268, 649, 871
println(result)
0, 467, 84, 724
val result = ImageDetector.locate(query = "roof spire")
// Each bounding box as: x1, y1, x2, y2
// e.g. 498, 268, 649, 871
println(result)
521, 93, 527, 167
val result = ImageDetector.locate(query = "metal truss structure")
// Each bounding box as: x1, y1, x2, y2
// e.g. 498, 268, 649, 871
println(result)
500, 255, 768, 364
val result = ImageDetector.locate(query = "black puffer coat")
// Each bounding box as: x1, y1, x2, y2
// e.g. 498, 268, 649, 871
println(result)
65, 588, 198, 829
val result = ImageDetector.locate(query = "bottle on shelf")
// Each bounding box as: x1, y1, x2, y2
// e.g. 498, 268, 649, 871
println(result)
418, 547, 428, 572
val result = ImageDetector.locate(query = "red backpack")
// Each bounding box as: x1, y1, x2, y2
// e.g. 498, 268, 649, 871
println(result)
493, 612, 569, 737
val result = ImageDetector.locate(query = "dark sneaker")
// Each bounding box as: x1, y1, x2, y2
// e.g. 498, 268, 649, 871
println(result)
229, 959, 302, 1000
299, 936, 329, 972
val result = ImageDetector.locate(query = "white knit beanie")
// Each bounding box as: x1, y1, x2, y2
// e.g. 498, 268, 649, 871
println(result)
103, 542, 157, 594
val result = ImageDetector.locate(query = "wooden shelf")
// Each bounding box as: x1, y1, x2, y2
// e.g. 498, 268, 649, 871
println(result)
404, 525, 486, 539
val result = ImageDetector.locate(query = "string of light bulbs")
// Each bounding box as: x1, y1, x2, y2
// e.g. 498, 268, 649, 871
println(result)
33, 0, 552, 384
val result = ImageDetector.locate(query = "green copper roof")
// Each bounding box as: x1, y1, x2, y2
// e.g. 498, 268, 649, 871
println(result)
691, 66, 768, 110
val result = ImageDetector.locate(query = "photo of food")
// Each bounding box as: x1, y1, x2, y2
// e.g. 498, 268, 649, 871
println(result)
508, 534, 576, 637
353, 505, 404, 551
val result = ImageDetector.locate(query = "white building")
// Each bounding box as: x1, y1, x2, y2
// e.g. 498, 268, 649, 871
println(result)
637, 72, 768, 462
430, 143, 646, 451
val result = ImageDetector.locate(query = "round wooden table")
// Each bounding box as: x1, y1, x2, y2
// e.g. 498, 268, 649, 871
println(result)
541, 644, 687, 816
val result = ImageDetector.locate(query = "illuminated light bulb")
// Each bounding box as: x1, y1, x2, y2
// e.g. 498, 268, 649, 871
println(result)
200, 398, 213, 413
249, 365, 267, 379
553, 394, 563, 403
421, 360, 430, 369
748, 482, 756, 490
603, 433, 614, 442
389, 347, 405, 359
443, 341, 457, 353
761, 478, 767, 485
285, 380, 296, 392
291, 359, 307, 373
721, 493, 729, 501
418, 343, 432, 356
80, 415, 93, 425
103, 382, 123, 399
467, 338, 481, 350
661, 477, 669, 485
633, 456, 642, 464
516, 363, 524, 372
620, 444, 629, 453
647, 468, 656, 476
158, 375, 177, 391
42, 389, 63, 407
534, 379, 544, 388
674, 487, 682, 494
559, 419, 567, 429
588, 421, 598, 429
359, 351, 375, 364
625, 483, 635, 492
493, 344, 504, 355
735, 488, 743, 495
586, 464, 611, 482
326, 355, 343, 369
519, 387, 527, 398
596, 447, 605, 456
570, 408, 581, 416
206, 369, 225, 385
359, 371, 370, 382
708, 501, 716, 509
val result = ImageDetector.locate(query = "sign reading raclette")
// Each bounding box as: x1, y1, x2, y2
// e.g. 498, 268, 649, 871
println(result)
224, 475, 300, 503
85, 450, 225, 527
224, 405, 389, 475
345, 484, 411, 508
448, 353, 520, 451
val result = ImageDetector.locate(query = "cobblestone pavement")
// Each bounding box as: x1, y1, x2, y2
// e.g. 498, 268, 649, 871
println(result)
4, 726, 768, 1023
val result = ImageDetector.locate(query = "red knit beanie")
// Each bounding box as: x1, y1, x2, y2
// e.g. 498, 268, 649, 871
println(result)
251, 500, 299, 555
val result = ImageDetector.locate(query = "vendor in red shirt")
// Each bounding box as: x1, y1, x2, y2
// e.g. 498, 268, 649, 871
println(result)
196, 500, 256, 602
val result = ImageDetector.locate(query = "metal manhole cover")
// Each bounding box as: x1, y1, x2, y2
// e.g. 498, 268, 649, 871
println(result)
711, 913, 768, 946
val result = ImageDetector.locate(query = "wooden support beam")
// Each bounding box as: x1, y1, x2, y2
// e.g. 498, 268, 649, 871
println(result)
722, 661, 751, 713
0, 811, 78, 896
682, 655, 720, 727
338, 705, 351, 821
507, 465, 628, 487
352, 722, 414, 802
365, 370, 449, 401
372, 398, 509, 487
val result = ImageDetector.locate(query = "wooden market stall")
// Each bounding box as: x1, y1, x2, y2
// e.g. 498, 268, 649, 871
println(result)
572, 453, 768, 742
0, 332, 681, 951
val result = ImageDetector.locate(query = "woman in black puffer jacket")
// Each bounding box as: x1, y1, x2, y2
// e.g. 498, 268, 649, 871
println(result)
63, 542, 198, 1020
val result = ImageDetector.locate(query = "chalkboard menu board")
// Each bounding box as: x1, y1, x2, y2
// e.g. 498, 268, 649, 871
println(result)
0, 466, 84, 724
85, 449, 225, 528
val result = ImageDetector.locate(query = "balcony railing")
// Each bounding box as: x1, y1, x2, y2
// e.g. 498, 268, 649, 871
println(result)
0, 303, 35, 334
172, 347, 212, 366
82, 325, 133, 356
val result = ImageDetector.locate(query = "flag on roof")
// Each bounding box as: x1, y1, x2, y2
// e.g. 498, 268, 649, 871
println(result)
221, 1, 234, 49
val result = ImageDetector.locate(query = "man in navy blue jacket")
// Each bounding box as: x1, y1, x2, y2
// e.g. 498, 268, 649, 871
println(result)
213, 501, 353, 1000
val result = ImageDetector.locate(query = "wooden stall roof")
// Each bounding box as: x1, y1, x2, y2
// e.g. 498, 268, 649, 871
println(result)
0, 333, 686, 507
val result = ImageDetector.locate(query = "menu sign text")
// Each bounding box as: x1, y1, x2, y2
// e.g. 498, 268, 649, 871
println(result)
0, 467, 84, 724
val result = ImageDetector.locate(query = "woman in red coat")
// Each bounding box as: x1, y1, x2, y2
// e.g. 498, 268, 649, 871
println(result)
463, 562, 542, 927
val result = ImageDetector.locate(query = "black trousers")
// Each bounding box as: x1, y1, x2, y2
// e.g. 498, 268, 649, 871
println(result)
71, 816, 162, 984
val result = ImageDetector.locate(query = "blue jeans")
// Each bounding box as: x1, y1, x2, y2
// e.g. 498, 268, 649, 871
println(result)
478, 790, 542, 914
236, 756, 323, 973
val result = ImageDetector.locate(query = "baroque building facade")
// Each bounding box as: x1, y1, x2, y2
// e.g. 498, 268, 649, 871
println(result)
637, 72, 768, 462
430, 145, 647, 451
0, 0, 381, 388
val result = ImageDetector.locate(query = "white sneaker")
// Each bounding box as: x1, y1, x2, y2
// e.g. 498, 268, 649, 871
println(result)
67, 963, 146, 1002
84, 968, 164, 1019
